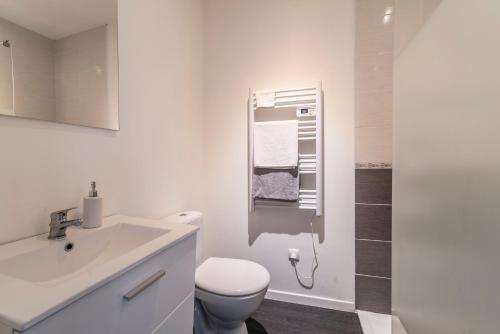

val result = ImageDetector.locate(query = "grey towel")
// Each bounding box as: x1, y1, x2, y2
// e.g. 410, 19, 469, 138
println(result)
252, 168, 299, 201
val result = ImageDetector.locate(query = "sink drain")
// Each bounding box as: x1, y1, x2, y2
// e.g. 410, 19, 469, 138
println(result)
64, 242, 74, 252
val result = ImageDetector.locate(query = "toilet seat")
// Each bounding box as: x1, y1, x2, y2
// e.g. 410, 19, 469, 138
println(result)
195, 257, 270, 297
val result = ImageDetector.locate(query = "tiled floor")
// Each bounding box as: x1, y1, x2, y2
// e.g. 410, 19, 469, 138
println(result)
251, 299, 364, 334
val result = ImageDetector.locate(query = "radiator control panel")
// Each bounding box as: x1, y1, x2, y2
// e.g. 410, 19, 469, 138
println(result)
296, 107, 316, 118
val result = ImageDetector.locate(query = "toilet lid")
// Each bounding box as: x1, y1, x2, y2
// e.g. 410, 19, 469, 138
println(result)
195, 257, 270, 296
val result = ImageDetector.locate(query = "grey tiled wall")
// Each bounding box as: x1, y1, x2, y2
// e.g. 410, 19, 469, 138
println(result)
355, 169, 392, 314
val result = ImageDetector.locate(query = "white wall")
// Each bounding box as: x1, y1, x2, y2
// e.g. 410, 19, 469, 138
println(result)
203, 0, 356, 309
393, 0, 500, 332
0, 0, 204, 245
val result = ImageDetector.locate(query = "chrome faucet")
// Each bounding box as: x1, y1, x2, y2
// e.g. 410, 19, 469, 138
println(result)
48, 207, 82, 240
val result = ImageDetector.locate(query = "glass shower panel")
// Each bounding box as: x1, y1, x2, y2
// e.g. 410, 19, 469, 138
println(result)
393, 0, 500, 333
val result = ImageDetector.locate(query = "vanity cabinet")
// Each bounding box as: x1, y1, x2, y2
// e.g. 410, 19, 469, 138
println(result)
17, 235, 196, 334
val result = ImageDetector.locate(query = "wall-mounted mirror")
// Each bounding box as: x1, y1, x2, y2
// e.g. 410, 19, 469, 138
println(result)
0, 0, 118, 130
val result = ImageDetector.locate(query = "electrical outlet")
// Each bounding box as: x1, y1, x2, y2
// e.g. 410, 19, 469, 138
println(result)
288, 248, 300, 262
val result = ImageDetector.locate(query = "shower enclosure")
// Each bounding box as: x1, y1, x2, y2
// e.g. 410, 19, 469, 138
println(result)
393, 0, 500, 332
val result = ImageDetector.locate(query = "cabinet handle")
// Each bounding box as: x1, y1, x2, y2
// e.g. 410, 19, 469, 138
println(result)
123, 270, 166, 301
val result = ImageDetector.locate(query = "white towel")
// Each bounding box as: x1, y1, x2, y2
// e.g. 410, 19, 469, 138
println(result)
253, 120, 298, 168
255, 91, 275, 108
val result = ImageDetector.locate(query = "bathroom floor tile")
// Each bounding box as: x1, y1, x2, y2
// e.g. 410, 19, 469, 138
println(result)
252, 299, 363, 334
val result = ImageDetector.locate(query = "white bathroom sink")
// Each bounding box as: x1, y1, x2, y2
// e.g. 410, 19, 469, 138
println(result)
0, 215, 198, 331
0, 223, 168, 284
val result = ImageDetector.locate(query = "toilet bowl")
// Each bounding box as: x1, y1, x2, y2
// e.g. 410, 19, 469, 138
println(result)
162, 212, 271, 334
195, 257, 270, 334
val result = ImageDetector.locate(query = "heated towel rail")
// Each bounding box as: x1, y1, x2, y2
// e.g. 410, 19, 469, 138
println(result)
248, 81, 323, 216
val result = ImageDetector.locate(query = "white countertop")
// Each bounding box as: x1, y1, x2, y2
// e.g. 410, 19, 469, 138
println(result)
0, 215, 198, 331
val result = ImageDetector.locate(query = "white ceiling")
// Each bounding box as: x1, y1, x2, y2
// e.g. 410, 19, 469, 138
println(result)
0, 0, 117, 40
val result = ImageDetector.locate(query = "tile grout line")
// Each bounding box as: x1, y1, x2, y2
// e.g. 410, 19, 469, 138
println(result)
355, 202, 392, 206
355, 273, 391, 280
355, 238, 392, 243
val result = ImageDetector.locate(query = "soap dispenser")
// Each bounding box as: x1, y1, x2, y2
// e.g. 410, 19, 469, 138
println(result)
83, 181, 103, 228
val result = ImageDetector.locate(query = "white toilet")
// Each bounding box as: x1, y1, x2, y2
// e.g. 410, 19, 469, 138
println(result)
163, 212, 270, 334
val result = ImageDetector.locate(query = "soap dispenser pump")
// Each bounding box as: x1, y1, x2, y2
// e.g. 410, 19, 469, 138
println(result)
83, 181, 103, 228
